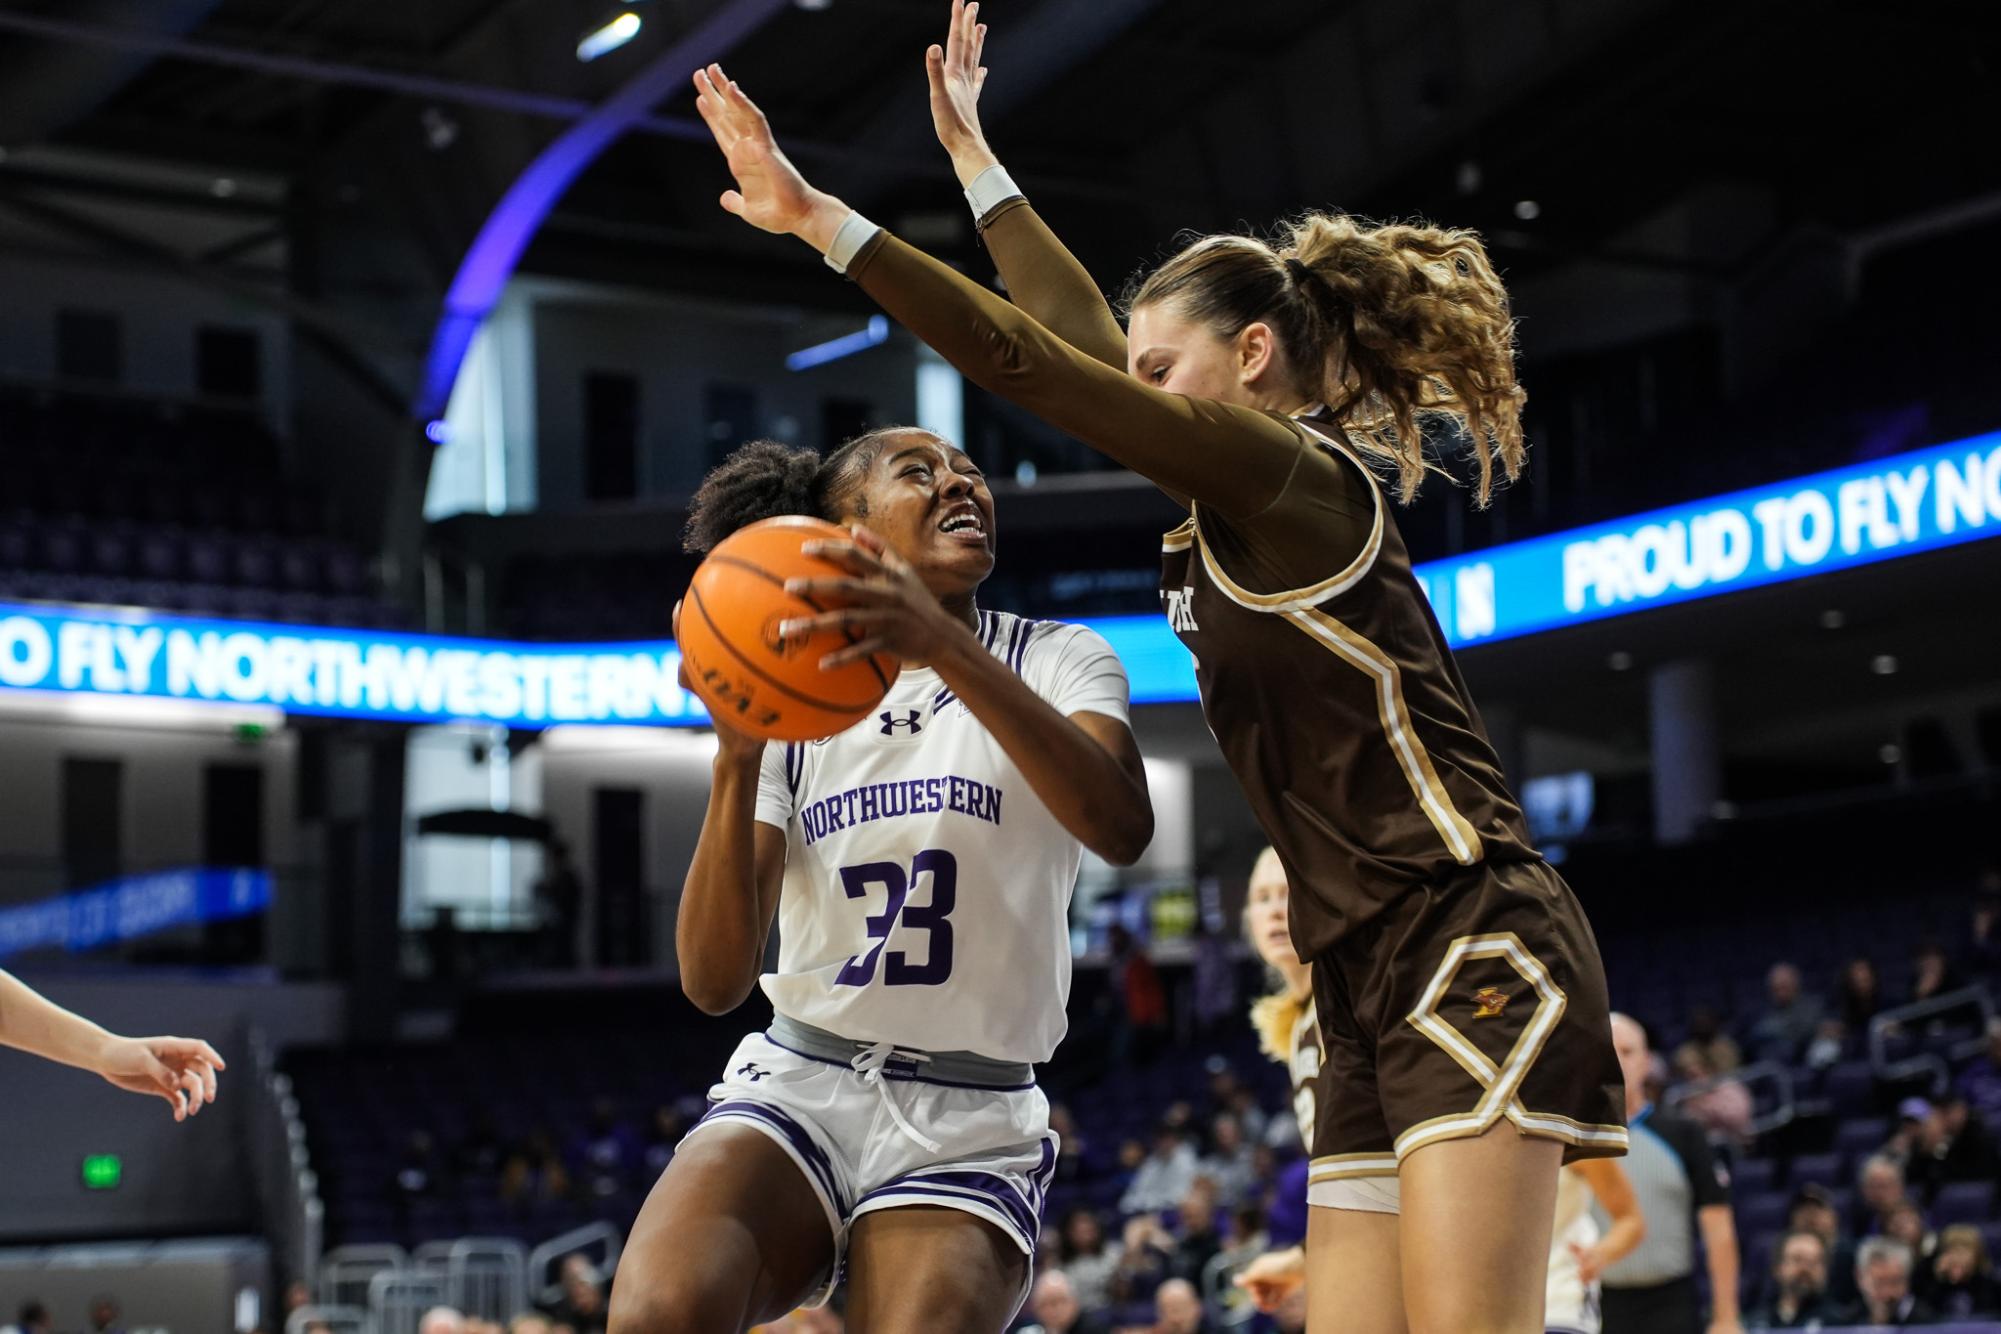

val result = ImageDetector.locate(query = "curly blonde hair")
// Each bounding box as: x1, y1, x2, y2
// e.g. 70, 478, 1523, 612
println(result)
1127, 213, 1526, 506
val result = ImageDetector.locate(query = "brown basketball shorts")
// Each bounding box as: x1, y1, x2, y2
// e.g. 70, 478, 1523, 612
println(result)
1306, 858, 1627, 1197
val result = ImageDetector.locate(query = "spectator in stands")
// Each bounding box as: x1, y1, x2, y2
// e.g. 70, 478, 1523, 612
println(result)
1119, 1120, 1201, 1215
1109, 925, 1168, 1067
1148, 1279, 1208, 1334
1838, 1237, 1935, 1327
1908, 942, 1960, 1005
1907, 1092, 1999, 1199
1599, 1014, 1743, 1334
639, 1103, 685, 1181
1749, 963, 1824, 1063
1058, 1207, 1124, 1312
280, 1283, 312, 1321
576, 1098, 634, 1200
1199, 1113, 1257, 1207
1049, 1103, 1088, 1184
1746, 1229, 1836, 1330
1673, 1006, 1742, 1078
1021, 1271, 1109, 1334
3, 1301, 51, 1334
1112, 1215, 1175, 1304
86, 1295, 122, 1334
1224, 1085, 1269, 1149
392, 1129, 439, 1199
1965, 869, 2001, 985
1166, 1179, 1224, 1284
1882, 1201, 1934, 1270
545, 1256, 608, 1334
507, 1316, 552, 1334
500, 1127, 571, 1205
1956, 1016, 2001, 1121
1836, 958, 1883, 1036
418, 1309, 464, 1334
1922, 1223, 1999, 1320
1671, 1043, 1754, 1145
1856, 1153, 1910, 1236
1786, 1184, 1858, 1305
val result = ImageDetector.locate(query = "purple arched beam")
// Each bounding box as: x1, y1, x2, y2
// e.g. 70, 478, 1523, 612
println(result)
415, 0, 791, 422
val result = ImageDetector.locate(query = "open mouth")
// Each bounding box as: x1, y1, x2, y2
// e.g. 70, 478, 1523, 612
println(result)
938, 503, 989, 545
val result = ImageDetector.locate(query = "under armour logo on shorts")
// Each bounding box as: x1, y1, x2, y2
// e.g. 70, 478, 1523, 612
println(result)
736, 1062, 767, 1082
879, 710, 923, 736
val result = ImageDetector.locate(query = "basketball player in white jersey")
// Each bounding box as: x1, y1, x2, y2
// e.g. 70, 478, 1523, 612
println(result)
608, 431, 1152, 1334
1547, 1131, 1647, 1332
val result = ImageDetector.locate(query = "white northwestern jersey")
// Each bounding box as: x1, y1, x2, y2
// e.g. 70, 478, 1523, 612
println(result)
754, 609, 1131, 1065
1546, 1167, 1604, 1334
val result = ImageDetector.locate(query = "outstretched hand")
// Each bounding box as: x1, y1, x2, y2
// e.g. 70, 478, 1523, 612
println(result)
691, 64, 847, 251
97, 1035, 225, 1122
927, 0, 997, 184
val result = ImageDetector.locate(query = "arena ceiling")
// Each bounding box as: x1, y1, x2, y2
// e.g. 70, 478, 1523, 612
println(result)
0, 0, 1994, 303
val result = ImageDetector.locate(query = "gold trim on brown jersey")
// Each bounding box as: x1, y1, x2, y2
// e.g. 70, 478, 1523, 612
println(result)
1187, 422, 1386, 612
1161, 519, 1196, 553
1307, 1152, 1400, 1182
1281, 606, 1484, 866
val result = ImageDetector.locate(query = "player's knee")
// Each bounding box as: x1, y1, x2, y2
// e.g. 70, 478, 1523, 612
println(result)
607, 1270, 745, 1334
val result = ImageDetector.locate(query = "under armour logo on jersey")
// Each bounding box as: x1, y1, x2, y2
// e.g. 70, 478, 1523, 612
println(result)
880, 710, 924, 736
736, 1062, 767, 1082
1164, 587, 1201, 632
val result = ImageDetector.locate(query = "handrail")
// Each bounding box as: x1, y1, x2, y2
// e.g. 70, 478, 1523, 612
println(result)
1868, 985, 1994, 1095
249, 1030, 326, 1292
1664, 1059, 1796, 1138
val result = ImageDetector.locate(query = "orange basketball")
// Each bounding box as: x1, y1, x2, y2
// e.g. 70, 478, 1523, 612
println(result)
678, 516, 901, 742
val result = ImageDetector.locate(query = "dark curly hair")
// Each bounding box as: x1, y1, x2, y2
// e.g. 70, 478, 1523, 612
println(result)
682, 428, 914, 554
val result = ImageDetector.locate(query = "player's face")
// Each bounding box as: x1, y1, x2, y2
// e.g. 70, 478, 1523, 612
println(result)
846, 431, 996, 594
1129, 303, 1268, 407
1243, 850, 1297, 972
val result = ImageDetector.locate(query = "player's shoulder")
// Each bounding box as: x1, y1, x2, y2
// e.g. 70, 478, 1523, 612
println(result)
982, 609, 1118, 675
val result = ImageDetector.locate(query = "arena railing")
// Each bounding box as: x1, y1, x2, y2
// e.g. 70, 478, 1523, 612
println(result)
526, 1222, 623, 1308
1663, 1059, 1797, 1139
250, 1029, 326, 1295
1868, 985, 1995, 1096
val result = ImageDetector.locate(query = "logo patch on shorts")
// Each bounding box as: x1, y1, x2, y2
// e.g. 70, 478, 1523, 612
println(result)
1471, 986, 1511, 1019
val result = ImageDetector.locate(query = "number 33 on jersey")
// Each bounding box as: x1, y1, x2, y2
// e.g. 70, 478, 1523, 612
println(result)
753, 610, 1132, 1065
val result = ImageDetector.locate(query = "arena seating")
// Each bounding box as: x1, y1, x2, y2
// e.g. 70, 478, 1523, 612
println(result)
282, 883, 2000, 1322
0, 385, 404, 626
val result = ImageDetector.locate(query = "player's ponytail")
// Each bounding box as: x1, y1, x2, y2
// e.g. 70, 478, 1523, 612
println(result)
683, 427, 919, 553
1129, 213, 1526, 506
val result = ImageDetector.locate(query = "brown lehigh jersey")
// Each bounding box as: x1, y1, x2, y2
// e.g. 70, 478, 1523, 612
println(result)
1159, 421, 1541, 960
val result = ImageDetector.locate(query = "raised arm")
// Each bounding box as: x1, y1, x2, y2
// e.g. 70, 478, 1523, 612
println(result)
926, 1, 1127, 371
690, 65, 1308, 519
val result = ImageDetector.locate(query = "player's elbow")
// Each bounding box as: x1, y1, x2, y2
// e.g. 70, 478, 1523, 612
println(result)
1091, 801, 1155, 868
679, 966, 752, 1017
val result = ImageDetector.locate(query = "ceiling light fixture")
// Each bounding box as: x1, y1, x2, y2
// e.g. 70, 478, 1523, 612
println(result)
1513, 199, 1541, 221
577, 12, 643, 61
1870, 654, 1899, 675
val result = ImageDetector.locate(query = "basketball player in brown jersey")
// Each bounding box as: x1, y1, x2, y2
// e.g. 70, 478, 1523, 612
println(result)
688, 7, 1626, 1329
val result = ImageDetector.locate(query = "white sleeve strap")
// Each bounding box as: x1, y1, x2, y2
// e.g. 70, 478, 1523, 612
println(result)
823, 210, 884, 275
963, 165, 1025, 223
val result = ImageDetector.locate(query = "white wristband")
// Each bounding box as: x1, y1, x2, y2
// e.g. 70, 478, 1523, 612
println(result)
963, 165, 1024, 223
823, 210, 883, 275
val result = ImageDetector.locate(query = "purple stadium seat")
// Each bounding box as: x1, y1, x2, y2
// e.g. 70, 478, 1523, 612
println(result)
1737, 1193, 1792, 1238
1732, 1157, 1777, 1196
185, 534, 228, 584
1824, 1061, 1878, 1117
1932, 1181, 1996, 1225
1789, 1152, 1846, 1190
1834, 1117, 1890, 1161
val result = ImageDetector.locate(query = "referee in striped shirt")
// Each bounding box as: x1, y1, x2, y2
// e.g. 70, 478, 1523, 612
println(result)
1598, 1013, 1744, 1334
